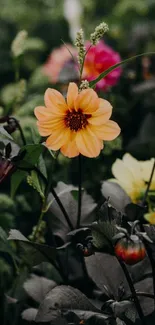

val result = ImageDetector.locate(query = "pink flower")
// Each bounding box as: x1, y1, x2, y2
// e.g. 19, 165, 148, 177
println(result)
83, 40, 122, 91
43, 44, 77, 83
43, 40, 122, 91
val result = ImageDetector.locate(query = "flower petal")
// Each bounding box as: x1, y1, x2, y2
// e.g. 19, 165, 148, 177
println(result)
45, 128, 71, 150
37, 119, 65, 136
123, 154, 144, 185
88, 99, 112, 125
144, 213, 155, 225
61, 139, 79, 158
34, 106, 53, 121
112, 158, 135, 189
76, 127, 101, 157
90, 120, 120, 140
75, 88, 99, 113
67, 82, 78, 110
140, 159, 155, 183
44, 88, 68, 114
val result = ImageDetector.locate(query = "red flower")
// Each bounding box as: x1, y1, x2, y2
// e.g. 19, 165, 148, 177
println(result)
83, 40, 122, 91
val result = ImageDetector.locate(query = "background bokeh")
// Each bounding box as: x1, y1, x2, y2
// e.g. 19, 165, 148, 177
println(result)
1, 0, 155, 319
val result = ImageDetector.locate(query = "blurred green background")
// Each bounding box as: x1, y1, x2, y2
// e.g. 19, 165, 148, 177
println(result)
1, 0, 155, 309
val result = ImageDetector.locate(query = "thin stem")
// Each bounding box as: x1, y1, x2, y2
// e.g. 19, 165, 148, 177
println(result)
32, 208, 44, 242
14, 58, 20, 82
140, 158, 155, 309
140, 224, 155, 308
118, 259, 146, 325
79, 44, 92, 82
142, 158, 155, 205
127, 292, 154, 300
77, 154, 82, 228
51, 186, 74, 230
10, 117, 26, 145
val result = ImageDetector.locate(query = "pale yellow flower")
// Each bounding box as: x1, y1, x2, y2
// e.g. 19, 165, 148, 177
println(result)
111, 153, 155, 203
144, 211, 155, 224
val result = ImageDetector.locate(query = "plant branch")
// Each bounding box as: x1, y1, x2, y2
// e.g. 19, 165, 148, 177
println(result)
140, 224, 155, 308
127, 292, 154, 300
79, 44, 92, 82
142, 158, 155, 206
10, 117, 26, 145
77, 154, 82, 228
50, 186, 74, 230
118, 259, 146, 325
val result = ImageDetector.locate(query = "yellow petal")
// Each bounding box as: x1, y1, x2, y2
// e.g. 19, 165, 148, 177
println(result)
61, 139, 79, 158
90, 120, 120, 140
67, 83, 78, 110
74, 88, 99, 113
44, 88, 68, 114
37, 119, 65, 136
88, 99, 112, 125
34, 106, 53, 121
112, 158, 135, 190
76, 127, 101, 157
46, 128, 71, 150
140, 159, 155, 183
123, 154, 144, 185
144, 213, 155, 225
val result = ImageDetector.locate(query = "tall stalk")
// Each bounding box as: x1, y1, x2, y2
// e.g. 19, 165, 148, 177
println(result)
77, 154, 82, 228
141, 158, 155, 307
118, 259, 146, 325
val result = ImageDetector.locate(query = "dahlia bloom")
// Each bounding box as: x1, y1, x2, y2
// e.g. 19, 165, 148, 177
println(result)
43, 44, 77, 84
34, 83, 120, 158
83, 40, 122, 91
111, 154, 155, 203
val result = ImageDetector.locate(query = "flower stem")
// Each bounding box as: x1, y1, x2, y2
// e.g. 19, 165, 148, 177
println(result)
77, 154, 82, 228
140, 223, 155, 308
10, 117, 26, 145
118, 259, 146, 325
141, 158, 155, 308
28, 165, 74, 231
32, 207, 44, 242
51, 186, 74, 230
142, 158, 155, 206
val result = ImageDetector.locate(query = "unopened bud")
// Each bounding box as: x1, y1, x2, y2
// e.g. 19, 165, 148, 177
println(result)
90, 22, 109, 45
11, 30, 28, 57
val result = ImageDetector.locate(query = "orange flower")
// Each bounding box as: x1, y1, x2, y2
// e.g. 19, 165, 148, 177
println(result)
34, 83, 120, 158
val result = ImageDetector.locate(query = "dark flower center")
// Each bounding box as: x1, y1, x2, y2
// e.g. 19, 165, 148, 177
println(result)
65, 109, 91, 131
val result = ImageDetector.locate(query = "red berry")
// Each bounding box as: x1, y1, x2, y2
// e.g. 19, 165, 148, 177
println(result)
114, 235, 146, 265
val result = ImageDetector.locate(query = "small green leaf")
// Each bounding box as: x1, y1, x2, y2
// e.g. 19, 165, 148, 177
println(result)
91, 220, 117, 252
89, 52, 155, 88
16, 144, 43, 169
8, 229, 56, 267
0, 126, 13, 140
11, 170, 27, 198
0, 227, 15, 257
27, 170, 45, 200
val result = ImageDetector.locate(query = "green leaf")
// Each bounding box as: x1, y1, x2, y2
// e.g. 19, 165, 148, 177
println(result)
91, 220, 117, 252
0, 126, 13, 140
89, 52, 155, 88
0, 227, 16, 259
27, 170, 45, 200
16, 144, 43, 169
11, 170, 27, 198
8, 229, 56, 267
